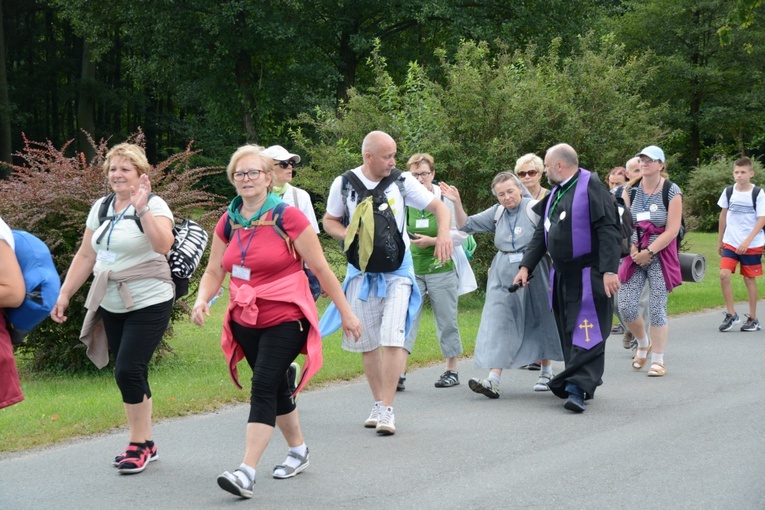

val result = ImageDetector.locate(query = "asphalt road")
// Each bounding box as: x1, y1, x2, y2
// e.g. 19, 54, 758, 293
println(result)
1, 307, 764, 510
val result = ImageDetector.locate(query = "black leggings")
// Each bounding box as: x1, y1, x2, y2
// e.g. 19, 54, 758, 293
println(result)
230, 319, 308, 426
100, 299, 174, 404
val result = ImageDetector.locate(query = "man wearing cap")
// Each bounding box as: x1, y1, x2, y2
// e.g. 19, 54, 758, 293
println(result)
514, 143, 622, 413
261, 145, 320, 233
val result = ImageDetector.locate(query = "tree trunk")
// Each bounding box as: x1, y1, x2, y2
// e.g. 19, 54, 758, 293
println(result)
235, 51, 259, 143
77, 39, 97, 161
335, 29, 358, 105
0, 0, 13, 170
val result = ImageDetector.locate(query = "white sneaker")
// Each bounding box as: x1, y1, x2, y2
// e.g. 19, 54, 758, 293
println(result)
364, 403, 381, 428
375, 407, 396, 435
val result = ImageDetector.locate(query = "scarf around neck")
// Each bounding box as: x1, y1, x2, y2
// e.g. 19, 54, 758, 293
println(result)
227, 193, 282, 228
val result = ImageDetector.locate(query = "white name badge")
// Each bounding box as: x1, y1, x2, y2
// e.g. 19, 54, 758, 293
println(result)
636, 211, 651, 222
416, 218, 429, 229
544, 217, 551, 232
232, 265, 251, 280
97, 250, 116, 263
507, 252, 524, 263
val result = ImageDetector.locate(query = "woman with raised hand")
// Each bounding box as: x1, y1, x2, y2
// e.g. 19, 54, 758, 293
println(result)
51, 143, 176, 475
441, 172, 562, 399
191, 145, 360, 500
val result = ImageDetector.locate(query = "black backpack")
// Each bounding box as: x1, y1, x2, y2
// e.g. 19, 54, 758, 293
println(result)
97, 193, 209, 299
611, 190, 634, 258
724, 185, 762, 213
341, 169, 406, 273
629, 179, 686, 249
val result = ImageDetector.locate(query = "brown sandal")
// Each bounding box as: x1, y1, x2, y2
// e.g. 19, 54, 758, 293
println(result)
647, 362, 666, 377
631, 343, 652, 370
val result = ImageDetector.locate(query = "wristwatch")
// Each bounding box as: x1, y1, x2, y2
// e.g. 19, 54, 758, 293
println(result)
136, 206, 150, 218
646, 247, 656, 257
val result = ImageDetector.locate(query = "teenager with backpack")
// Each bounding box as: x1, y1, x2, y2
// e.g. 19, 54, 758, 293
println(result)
717, 157, 765, 332
51, 143, 176, 474
320, 131, 453, 436
618, 146, 683, 377
0, 215, 25, 409
190, 145, 360, 499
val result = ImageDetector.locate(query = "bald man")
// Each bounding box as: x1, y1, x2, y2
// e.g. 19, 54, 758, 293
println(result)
321, 131, 453, 435
515, 143, 621, 413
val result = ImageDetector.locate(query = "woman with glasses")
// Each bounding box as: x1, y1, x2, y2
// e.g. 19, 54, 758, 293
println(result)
191, 145, 361, 499
399, 153, 475, 390
618, 146, 682, 377
441, 172, 562, 399
515, 153, 548, 201
261, 145, 319, 233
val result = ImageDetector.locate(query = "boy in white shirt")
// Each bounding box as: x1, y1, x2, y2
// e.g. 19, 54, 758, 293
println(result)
717, 157, 765, 332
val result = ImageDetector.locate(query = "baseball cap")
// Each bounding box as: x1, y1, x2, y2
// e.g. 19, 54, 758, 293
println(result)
635, 145, 665, 163
262, 145, 301, 164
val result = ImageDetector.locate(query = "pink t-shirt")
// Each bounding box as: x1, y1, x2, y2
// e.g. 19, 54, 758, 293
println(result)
215, 206, 311, 328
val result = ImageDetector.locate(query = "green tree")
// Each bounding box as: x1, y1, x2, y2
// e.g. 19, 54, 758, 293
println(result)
608, 0, 765, 177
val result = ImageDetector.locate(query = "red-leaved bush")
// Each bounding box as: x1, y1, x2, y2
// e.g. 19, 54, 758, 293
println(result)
0, 130, 225, 372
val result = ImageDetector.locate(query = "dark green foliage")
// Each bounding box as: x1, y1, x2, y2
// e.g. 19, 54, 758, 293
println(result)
0, 131, 225, 372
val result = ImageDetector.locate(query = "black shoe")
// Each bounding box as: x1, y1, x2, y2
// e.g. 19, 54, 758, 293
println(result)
397, 374, 406, 392
563, 383, 585, 413
434, 370, 460, 388
520, 362, 541, 371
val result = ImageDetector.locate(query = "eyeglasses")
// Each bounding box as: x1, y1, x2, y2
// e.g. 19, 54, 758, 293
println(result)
232, 169, 263, 181
276, 160, 297, 169
412, 171, 433, 179
639, 157, 659, 164
517, 170, 538, 178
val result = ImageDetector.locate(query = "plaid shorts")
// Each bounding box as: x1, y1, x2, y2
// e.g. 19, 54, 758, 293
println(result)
342, 274, 412, 353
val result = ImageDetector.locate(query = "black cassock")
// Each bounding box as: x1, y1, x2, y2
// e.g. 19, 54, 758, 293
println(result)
521, 170, 621, 399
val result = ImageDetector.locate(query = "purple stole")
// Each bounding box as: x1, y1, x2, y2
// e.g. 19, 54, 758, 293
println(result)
543, 169, 604, 350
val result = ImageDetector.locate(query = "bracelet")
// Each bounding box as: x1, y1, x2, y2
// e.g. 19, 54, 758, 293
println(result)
136, 206, 150, 218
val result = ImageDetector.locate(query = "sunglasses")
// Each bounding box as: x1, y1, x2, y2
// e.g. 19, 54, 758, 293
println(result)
276, 160, 297, 169
517, 170, 538, 178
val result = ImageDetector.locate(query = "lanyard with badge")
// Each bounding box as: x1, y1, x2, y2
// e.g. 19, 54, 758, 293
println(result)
544, 177, 578, 232
503, 207, 524, 263
232, 204, 265, 280
96, 205, 130, 263
636, 179, 662, 223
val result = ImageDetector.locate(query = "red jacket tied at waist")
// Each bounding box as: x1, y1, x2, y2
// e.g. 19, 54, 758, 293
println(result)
618, 221, 682, 292
222, 270, 322, 396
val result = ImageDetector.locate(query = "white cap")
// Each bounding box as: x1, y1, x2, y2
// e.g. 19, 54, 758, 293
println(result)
262, 145, 301, 164
635, 145, 665, 163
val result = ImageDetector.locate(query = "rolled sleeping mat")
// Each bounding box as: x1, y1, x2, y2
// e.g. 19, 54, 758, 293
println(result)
679, 252, 706, 282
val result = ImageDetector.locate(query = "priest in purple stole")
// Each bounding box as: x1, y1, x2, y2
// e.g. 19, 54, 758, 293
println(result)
515, 144, 621, 413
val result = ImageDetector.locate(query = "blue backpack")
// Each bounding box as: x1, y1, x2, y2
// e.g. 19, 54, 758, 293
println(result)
4, 231, 61, 345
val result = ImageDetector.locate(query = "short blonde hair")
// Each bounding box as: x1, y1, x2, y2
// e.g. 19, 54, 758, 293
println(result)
514, 153, 543, 174
226, 144, 274, 191
406, 153, 434, 173
103, 143, 151, 177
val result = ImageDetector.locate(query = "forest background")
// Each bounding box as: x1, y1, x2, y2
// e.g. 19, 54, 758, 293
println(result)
0, 0, 764, 371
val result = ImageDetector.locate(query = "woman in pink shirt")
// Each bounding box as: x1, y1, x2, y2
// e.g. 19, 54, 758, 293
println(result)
191, 144, 360, 500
